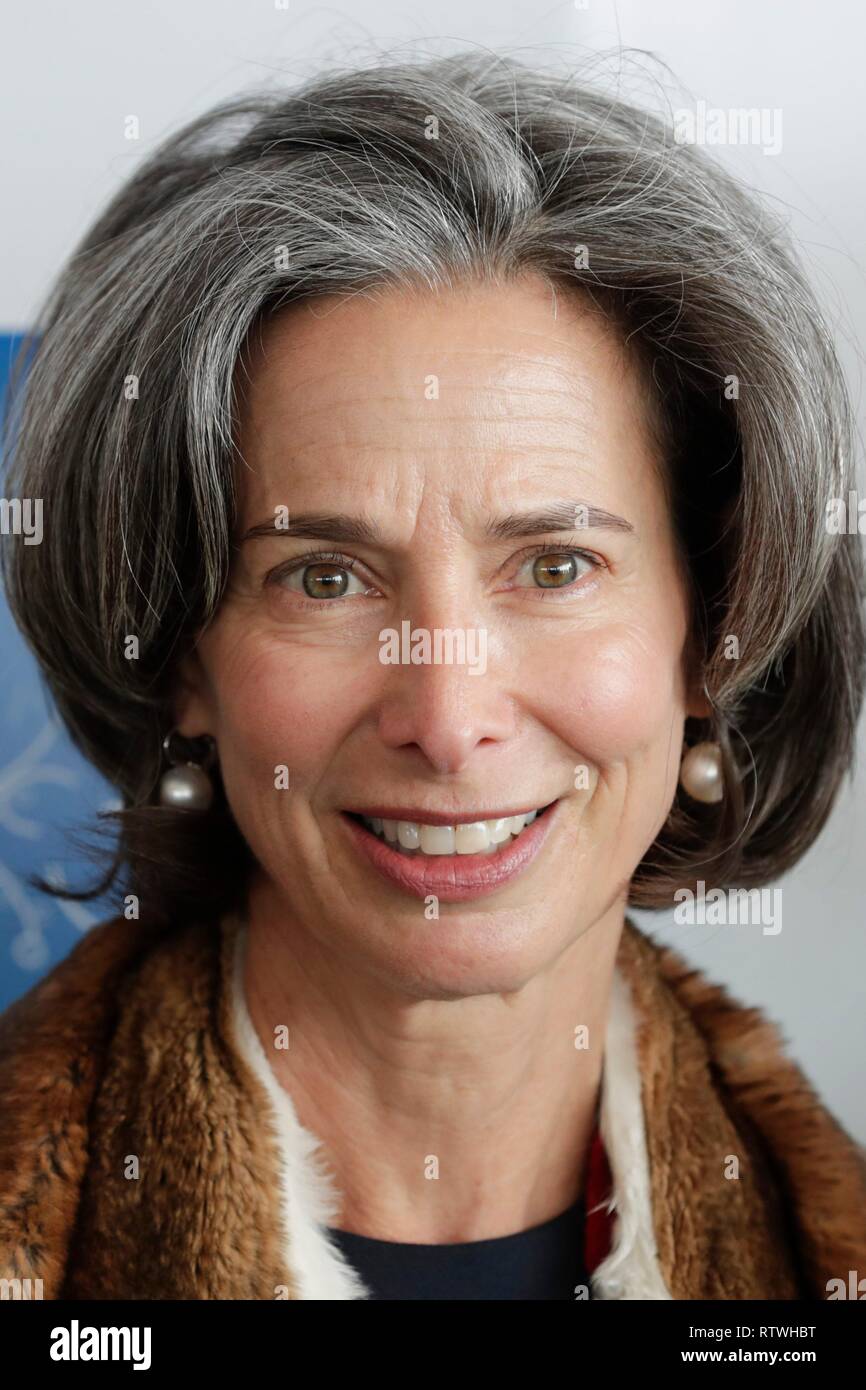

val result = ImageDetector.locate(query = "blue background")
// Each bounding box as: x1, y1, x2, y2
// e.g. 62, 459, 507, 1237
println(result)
0, 332, 118, 1010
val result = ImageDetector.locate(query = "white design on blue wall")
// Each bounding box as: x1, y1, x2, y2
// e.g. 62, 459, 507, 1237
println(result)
1, 332, 118, 1009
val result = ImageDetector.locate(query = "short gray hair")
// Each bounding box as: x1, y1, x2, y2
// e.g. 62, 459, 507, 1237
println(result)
2, 50, 863, 921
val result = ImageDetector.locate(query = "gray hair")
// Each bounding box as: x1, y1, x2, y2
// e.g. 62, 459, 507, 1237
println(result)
2, 50, 863, 919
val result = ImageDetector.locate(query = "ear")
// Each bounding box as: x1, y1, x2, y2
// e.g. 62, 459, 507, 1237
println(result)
681, 638, 714, 723
686, 686, 713, 722
681, 622, 717, 722
170, 648, 217, 739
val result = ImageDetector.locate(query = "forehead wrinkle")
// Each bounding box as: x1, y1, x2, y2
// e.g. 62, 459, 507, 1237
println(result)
246, 332, 617, 400
265, 380, 596, 410
252, 382, 599, 447
250, 376, 600, 425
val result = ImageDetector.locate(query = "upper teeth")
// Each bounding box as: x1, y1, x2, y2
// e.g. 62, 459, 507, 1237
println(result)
360, 810, 540, 856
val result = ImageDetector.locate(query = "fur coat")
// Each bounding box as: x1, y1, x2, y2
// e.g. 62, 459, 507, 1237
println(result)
1, 911, 864, 1300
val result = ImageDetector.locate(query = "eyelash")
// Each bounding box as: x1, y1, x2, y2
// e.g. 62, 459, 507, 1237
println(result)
267, 543, 604, 608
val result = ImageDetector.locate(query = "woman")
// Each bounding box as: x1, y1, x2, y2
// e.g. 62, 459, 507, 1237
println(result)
1, 51, 864, 1301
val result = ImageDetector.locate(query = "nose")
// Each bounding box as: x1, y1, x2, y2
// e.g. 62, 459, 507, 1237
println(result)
374, 619, 517, 775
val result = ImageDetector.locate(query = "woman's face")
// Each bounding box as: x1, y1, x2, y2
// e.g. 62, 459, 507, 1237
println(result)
178, 273, 704, 997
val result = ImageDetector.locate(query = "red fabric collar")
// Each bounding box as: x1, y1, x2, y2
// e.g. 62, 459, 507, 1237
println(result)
583, 1123, 614, 1274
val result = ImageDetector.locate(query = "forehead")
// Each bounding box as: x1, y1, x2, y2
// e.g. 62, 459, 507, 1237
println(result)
233, 274, 666, 527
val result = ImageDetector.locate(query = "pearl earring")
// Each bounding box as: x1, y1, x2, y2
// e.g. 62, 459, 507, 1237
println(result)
679, 740, 724, 804
158, 730, 216, 811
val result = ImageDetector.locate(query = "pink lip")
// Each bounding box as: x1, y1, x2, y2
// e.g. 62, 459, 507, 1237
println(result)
340, 802, 560, 902
342, 803, 548, 826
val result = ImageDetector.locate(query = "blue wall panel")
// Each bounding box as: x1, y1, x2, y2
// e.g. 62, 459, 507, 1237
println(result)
0, 332, 118, 1009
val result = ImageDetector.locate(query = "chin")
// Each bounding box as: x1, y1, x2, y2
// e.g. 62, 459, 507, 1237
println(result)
359, 910, 563, 1000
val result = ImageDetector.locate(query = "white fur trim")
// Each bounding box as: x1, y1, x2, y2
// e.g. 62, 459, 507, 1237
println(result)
228, 920, 371, 1299
591, 967, 672, 1299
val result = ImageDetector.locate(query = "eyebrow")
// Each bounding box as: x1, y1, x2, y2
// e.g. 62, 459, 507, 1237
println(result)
485, 502, 634, 540
240, 501, 634, 545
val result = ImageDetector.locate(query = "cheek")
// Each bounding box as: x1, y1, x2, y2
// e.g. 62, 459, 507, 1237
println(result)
204, 628, 367, 794
527, 624, 687, 766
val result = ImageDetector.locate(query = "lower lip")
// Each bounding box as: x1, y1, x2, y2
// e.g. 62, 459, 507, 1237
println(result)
339, 803, 560, 902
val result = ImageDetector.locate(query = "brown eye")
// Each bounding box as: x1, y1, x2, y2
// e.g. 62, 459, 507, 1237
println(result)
532, 552, 579, 588
272, 552, 370, 602
302, 562, 351, 599
511, 548, 597, 595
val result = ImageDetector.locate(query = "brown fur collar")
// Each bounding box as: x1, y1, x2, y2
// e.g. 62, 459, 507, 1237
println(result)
1, 913, 863, 1299
617, 928, 866, 1298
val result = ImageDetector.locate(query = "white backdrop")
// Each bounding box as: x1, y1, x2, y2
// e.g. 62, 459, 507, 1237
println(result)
1, 0, 864, 1139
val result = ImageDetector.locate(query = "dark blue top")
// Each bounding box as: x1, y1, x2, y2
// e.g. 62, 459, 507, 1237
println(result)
325, 1197, 590, 1300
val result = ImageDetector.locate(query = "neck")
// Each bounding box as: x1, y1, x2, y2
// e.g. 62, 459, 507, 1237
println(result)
242, 879, 625, 1243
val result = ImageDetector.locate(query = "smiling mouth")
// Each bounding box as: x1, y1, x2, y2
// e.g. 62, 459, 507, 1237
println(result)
343, 802, 558, 857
